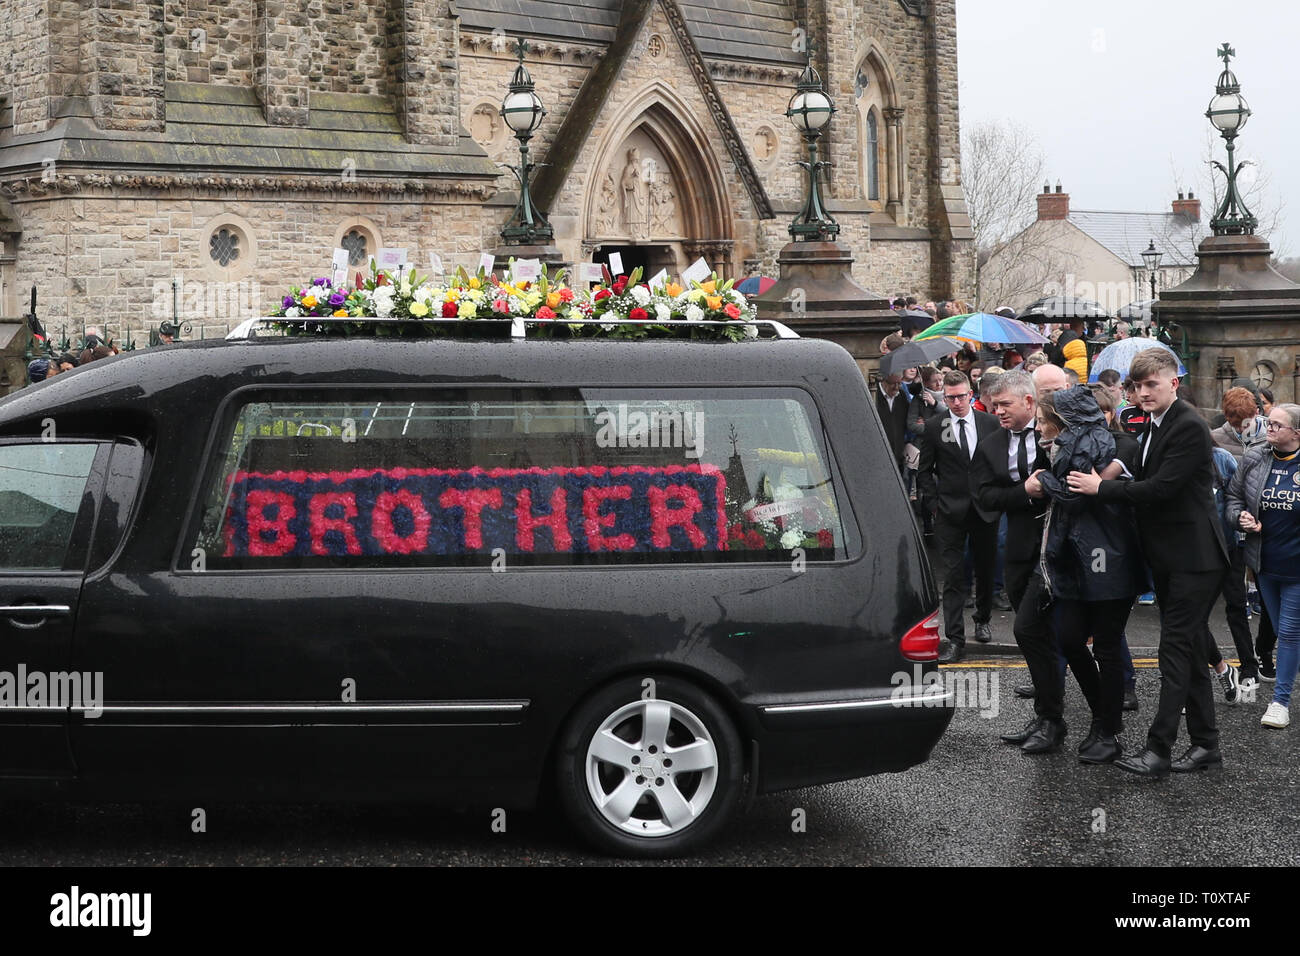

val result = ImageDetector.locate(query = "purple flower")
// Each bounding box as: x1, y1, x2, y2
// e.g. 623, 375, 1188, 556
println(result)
328, 291, 346, 307
282, 295, 295, 309
312, 277, 329, 287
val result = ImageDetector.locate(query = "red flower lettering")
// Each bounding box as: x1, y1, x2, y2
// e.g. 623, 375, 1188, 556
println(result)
582, 485, 636, 551
439, 487, 504, 549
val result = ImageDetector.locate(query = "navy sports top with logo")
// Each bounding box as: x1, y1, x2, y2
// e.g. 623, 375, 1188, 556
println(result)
1259, 448, 1300, 579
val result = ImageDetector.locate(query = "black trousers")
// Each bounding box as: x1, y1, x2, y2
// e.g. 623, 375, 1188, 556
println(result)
1147, 566, 1227, 757
936, 508, 997, 644
1055, 597, 1134, 736
1205, 547, 1259, 676
1010, 567, 1063, 721
1255, 573, 1277, 660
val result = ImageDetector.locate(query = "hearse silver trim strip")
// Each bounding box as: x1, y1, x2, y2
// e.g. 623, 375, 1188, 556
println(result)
761, 690, 955, 714
98, 702, 529, 715
0, 605, 72, 616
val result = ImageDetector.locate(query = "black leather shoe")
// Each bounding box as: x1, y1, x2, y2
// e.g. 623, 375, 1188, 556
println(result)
974, 622, 993, 644
1171, 745, 1223, 773
937, 640, 964, 664
1078, 734, 1122, 765
1000, 717, 1044, 745
1114, 748, 1171, 779
1014, 683, 1036, 699
1077, 720, 1104, 754
993, 590, 1013, 611
1021, 718, 1066, 754
1123, 687, 1140, 712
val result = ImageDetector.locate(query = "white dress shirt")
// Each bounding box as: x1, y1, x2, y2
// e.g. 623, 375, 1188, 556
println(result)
949, 410, 977, 459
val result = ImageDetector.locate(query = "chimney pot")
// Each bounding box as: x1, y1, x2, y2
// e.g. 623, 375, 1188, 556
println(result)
1172, 191, 1201, 221
1055, 180, 1062, 193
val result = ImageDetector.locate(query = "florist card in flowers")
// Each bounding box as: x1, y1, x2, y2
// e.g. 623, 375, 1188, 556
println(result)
331, 248, 350, 286
377, 247, 407, 271
607, 252, 623, 276
428, 252, 444, 275
648, 269, 668, 291
478, 253, 496, 275
577, 262, 604, 284
513, 258, 541, 281
681, 257, 711, 285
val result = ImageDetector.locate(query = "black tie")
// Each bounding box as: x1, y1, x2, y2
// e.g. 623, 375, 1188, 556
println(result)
1015, 429, 1030, 482
957, 418, 970, 459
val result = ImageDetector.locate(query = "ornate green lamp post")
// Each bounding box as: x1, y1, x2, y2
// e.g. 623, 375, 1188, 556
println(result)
785, 47, 839, 241
498, 38, 553, 246
1206, 43, 1257, 236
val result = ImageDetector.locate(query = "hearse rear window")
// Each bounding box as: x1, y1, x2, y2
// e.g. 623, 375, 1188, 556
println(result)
189, 388, 846, 568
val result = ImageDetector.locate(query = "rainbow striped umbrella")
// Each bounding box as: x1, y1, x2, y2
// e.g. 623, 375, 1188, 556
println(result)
913, 312, 1049, 346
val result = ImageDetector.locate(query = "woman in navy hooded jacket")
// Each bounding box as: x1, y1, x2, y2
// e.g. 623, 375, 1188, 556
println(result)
1035, 386, 1143, 763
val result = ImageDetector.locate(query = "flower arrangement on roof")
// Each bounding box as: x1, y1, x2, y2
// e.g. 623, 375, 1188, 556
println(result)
270, 259, 760, 340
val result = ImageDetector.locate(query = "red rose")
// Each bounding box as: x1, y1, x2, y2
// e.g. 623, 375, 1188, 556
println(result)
375, 273, 388, 286
559, 288, 574, 303
612, 277, 628, 294
594, 289, 612, 301
745, 530, 766, 550
728, 522, 744, 539
724, 303, 742, 319
441, 301, 458, 317
536, 306, 556, 319
816, 529, 834, 549
629, 307, 649, 320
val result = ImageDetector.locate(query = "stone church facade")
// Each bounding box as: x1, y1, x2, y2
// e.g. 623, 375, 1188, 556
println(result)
0, 0, 973, 337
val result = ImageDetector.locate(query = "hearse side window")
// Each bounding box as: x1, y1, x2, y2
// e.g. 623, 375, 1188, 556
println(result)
0, 443, 99, 571
190, 388, 845, 568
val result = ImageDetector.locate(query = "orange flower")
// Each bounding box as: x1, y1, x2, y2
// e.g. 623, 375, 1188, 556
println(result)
705, 295, 723, 311
665, 282, 683, 297
333, 310, 348, 317
302, 294, 317, 308
546, 291, 562, 309
700, 280, 717, 295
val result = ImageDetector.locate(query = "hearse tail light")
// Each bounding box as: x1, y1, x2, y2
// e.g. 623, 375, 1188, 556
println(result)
900, 610, 941, 662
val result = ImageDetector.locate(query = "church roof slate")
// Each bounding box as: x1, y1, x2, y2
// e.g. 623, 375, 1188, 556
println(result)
454, 0, 804, 65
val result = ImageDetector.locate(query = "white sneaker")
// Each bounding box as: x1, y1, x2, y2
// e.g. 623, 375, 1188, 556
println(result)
1261, 702, 1290, 729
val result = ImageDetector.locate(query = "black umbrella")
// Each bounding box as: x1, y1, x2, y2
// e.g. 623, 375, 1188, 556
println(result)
1018, 295, 1110, 321
897, 309, 934, 337
880, 336, 967, 377
1116, 298, 1156, 322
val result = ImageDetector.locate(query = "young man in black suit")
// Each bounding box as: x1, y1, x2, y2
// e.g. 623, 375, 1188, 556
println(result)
971, 370, 1063, 751
918, 369, 1001, 662
1068, 349, 1230, 777
874, 372, 911, 475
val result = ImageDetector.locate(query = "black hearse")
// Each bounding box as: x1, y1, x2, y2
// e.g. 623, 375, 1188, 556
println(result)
0, 321, 950, 855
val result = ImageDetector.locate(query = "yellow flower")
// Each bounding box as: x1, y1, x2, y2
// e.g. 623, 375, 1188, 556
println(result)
458, 300, 477, 318
333, 309, 348, 317
302, 294, 317, 308
446, 289, 460, 302
468, 277, 482, 290
705, 295, 723, 311
409, 302, 430, 317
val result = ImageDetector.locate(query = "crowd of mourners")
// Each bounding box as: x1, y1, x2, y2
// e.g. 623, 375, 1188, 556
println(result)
25, 322, 176, 386
874, 297, 1299, 777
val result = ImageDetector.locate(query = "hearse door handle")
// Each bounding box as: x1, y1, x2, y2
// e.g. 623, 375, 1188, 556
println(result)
1, 605, 72, 630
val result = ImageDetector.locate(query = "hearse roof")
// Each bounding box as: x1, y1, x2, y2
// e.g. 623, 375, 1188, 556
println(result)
0, 336, 860, 432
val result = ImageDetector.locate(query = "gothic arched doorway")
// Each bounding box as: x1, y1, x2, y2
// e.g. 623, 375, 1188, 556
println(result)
583, 85, 735, 278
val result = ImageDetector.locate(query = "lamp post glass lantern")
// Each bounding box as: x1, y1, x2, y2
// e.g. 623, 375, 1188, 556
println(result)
786, 42, 839, 241
1142, 239, 1162, 301
1206, 43, 1257, 235
499, 38, 553, 246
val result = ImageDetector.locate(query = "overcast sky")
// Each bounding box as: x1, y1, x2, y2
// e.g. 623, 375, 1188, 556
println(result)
956, 0, 1298, 257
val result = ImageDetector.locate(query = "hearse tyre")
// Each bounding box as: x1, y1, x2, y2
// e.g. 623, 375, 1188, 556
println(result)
556, 674, 744, 857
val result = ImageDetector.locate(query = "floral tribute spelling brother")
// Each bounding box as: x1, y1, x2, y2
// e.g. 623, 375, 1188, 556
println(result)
273, 261, 761, 341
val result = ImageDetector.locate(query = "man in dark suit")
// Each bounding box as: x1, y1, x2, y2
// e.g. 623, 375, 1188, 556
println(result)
875, 372, 911, 475
1068, 349, 1230, 777
971, 369, 1062, 752
918, 369, 1001, 662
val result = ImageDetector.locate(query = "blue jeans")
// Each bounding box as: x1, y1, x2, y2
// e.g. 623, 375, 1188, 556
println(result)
1258, 573, 1300, 707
